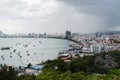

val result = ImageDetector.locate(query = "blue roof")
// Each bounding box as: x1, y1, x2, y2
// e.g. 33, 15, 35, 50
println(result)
30, 65, 44, 70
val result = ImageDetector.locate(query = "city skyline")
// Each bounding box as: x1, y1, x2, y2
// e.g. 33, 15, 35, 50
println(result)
0, 0, 120, 34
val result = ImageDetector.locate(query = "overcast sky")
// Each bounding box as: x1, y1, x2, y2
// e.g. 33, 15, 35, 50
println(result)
0, 0, 120, 34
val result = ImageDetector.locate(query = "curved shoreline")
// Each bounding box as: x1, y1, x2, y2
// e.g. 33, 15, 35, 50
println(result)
43, 37, 79, 43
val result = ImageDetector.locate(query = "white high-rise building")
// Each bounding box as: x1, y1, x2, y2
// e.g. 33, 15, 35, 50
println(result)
91, 43, 102, 54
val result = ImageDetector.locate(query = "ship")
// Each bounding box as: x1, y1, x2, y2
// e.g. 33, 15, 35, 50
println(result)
1, 47, 11, 50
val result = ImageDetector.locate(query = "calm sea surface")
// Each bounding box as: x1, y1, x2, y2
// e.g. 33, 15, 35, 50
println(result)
0, 38, 75, 67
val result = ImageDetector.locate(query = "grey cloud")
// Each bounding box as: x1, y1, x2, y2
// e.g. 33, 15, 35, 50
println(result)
57, 0, 120, 29
0, 0, 27, 17
0, 0, 120, 34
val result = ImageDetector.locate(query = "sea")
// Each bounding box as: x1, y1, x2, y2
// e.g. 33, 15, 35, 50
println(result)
0, 38, 75, 67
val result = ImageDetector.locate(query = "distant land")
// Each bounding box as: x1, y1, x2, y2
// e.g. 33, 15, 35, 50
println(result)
0, 30, 120, 38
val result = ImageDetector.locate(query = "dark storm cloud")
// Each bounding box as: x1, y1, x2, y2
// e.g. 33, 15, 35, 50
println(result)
57, 0, 120, 29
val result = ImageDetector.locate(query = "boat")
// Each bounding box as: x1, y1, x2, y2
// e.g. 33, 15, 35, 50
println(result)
13, 49, 16, 52
1, 47, 11, 50
39, 41, 42, 44
27, 54, 30, 56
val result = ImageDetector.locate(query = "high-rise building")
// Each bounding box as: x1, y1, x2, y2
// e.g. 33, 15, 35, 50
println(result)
65, 30, 71, 40
0, 31, 3, 37
91, 43, 102, 54
96, 32, 102, 38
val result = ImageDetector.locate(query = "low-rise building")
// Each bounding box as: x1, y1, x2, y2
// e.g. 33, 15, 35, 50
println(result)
18, 65, 44, 76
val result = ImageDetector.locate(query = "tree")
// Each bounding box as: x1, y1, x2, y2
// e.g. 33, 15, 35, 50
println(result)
0, 65, 18, 80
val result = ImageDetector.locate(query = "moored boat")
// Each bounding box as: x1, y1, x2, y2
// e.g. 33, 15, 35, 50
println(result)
1, 47, 11, 50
